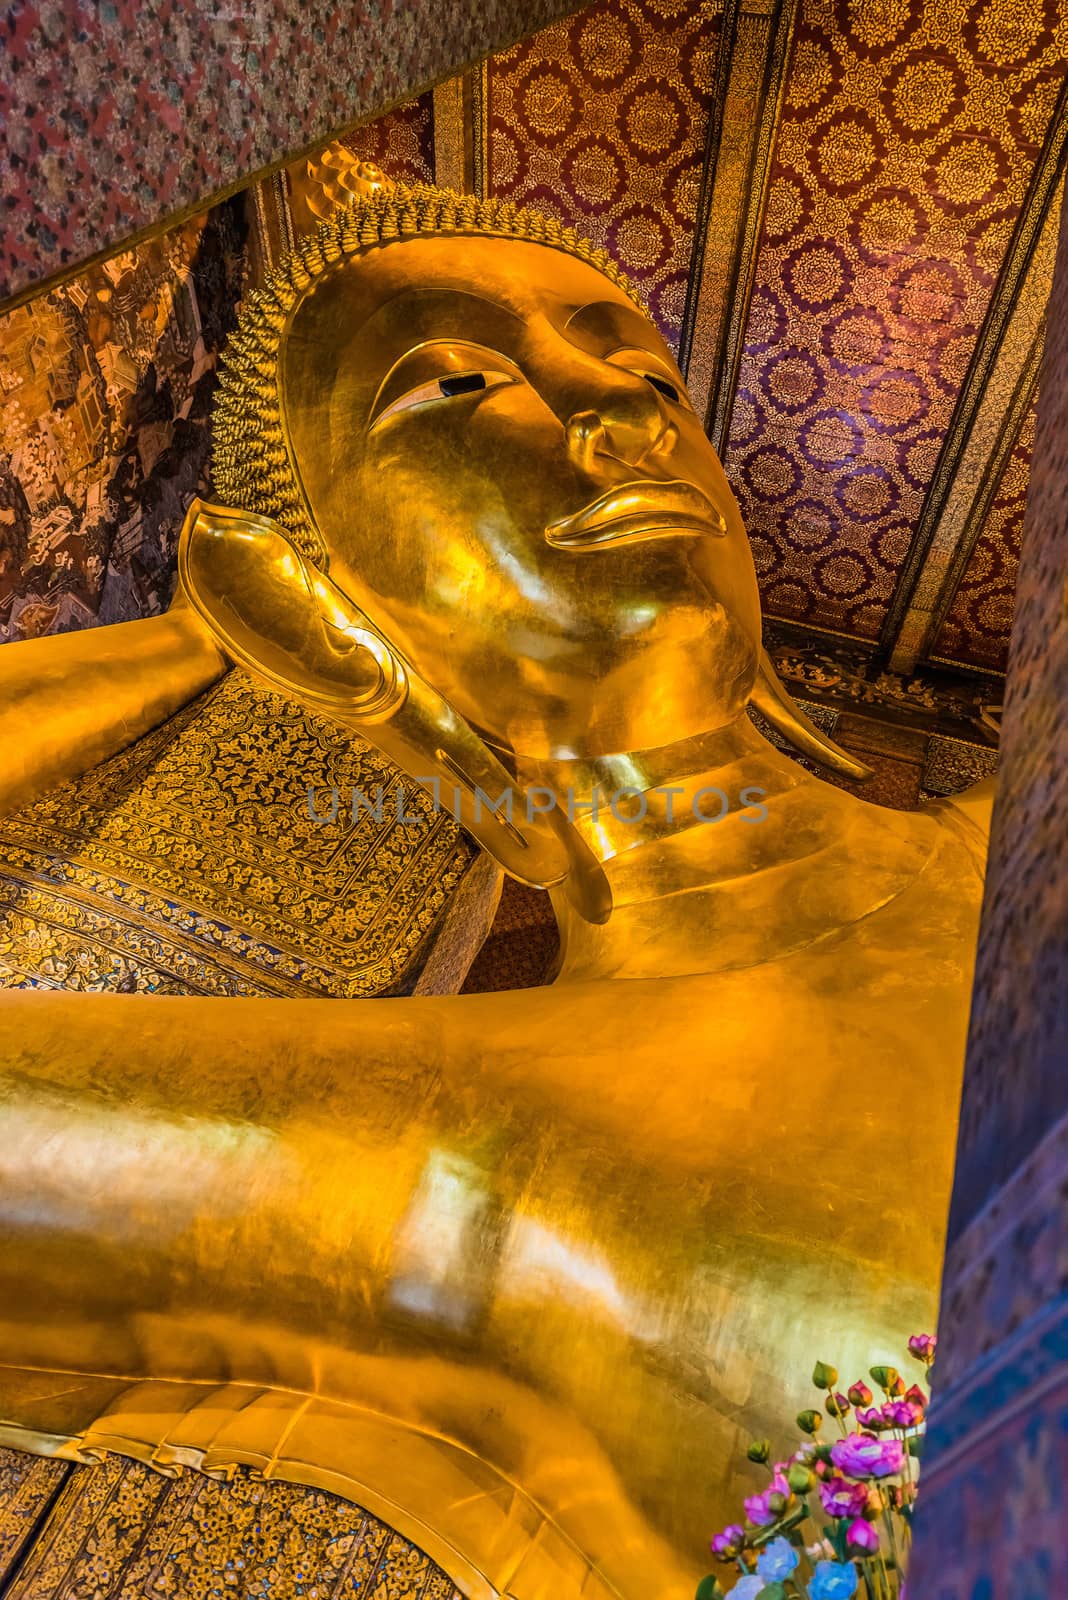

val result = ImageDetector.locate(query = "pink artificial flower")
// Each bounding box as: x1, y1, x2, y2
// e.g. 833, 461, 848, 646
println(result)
882, 1400, 924, 1429
710, 1523, 745, 1560
818, 1476, 869, 1519
856, 1407, 887, 1431
846, 1518, 880, 1555
847, 1380, 873, 1408
830, 1435, 906, 1480
908, 1333, 937, 1365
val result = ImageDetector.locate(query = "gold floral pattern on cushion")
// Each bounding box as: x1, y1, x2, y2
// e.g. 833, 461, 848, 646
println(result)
2, 1452, 461, 1600
0, 671, 487, 998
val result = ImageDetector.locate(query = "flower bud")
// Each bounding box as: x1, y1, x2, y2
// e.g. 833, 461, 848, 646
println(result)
812, 1361, 839, 1389
888, 1373, 907, 1398
709, 1524, 746, 1561
825, 1391, 852, 1420
796, 1409, 823, 1435
847, 1381, 873, 1408
787, 1461, 815, 1494
904, 1384, 927, 1409
846, 1518, 880, 1556
869, 1365, 899, 1394
907, 1333, 937, 1367
695, 1576, 725, 1600
767, 1489, 789, 1515
747, 1438, 771, 1464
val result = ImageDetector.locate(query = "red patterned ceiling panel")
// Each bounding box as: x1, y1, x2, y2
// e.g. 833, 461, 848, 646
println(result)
486, 0, 721, 352
722, 0, 1066, 640
932, 393, 1036, 671
342, 96, 435, 185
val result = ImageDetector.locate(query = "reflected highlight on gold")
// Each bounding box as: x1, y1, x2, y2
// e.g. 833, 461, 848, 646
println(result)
0, 171, 990, 1600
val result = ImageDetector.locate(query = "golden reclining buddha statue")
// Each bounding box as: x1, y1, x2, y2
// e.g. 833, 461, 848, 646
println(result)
0, 165, 989, 1600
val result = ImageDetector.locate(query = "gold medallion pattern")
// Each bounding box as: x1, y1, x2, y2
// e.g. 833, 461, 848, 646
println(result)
487, 0, 721, 350
933, 395, 1037, 670
722, 0, 1067, 638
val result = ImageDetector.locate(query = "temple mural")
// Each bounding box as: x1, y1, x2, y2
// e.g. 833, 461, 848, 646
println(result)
0, 204, 244, 643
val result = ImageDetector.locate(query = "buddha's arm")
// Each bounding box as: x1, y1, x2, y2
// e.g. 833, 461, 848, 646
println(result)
0, 970, 959, 1600
0, 603, 226, 817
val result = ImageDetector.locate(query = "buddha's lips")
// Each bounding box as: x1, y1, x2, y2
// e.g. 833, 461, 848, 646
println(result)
544, 479, 728, 549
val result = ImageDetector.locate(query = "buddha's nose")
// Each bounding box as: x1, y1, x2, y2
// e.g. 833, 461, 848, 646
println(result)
565, 404, 677, 476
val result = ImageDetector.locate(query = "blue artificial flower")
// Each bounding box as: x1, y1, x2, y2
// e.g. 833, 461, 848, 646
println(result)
728, 1576, 766, 1600
809, 1561, 859, 1600
756, 1538, 800, 1582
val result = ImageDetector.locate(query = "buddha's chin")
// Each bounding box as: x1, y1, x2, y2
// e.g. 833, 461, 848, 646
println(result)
501, 610, 761, 762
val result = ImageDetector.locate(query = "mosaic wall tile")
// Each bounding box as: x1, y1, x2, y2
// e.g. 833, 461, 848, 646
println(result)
486, 0, 723, 351
933, 393, 1038, 671
0, 0, 588, 306
945, 189, 1068, 1239
908, 185, 1068, 1600
721, 0, 1068, 639
0, 200, 245, 642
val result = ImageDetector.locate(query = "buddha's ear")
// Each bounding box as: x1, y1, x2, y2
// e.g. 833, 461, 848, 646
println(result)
750, 647, 872, 782
177, 498, 406, 718
178, 499, 612, 921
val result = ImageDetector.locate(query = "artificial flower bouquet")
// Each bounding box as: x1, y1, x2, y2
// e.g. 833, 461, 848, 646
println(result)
697, 1334, 937, 1600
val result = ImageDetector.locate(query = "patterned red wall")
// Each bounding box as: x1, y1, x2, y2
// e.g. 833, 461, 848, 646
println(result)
932, 394, 1036, 670
721, 0, 1066, 639
486, 0, 721, 352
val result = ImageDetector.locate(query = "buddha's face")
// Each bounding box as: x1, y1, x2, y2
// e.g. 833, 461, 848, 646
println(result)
284, 235, 761, 760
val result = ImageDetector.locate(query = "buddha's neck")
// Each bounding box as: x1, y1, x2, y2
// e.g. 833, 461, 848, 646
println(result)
521, 716, 932, 982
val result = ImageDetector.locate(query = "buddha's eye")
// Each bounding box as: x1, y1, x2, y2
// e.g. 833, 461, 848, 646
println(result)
644, 374, 681, 404
372, 370, 515, 428
603, 348, 691, 410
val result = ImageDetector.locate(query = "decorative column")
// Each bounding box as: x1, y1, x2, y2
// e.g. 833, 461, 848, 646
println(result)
908, 179, 1068, 1595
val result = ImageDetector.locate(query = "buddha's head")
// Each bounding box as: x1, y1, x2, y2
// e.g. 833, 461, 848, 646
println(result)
210, 178, 762, 762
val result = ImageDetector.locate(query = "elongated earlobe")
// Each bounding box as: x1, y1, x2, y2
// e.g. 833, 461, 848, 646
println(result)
750, 648, 873, 782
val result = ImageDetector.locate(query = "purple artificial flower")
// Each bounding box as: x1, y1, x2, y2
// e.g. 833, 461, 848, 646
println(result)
830, 1435, 906, 1480
818, 1476, 869, 1519
856, 1406, 887, 1431
710, 1524, 745, 1561
743, 1489, 777, 1527
744, 1469, 789, 1527
846, 1518, 880, 1555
